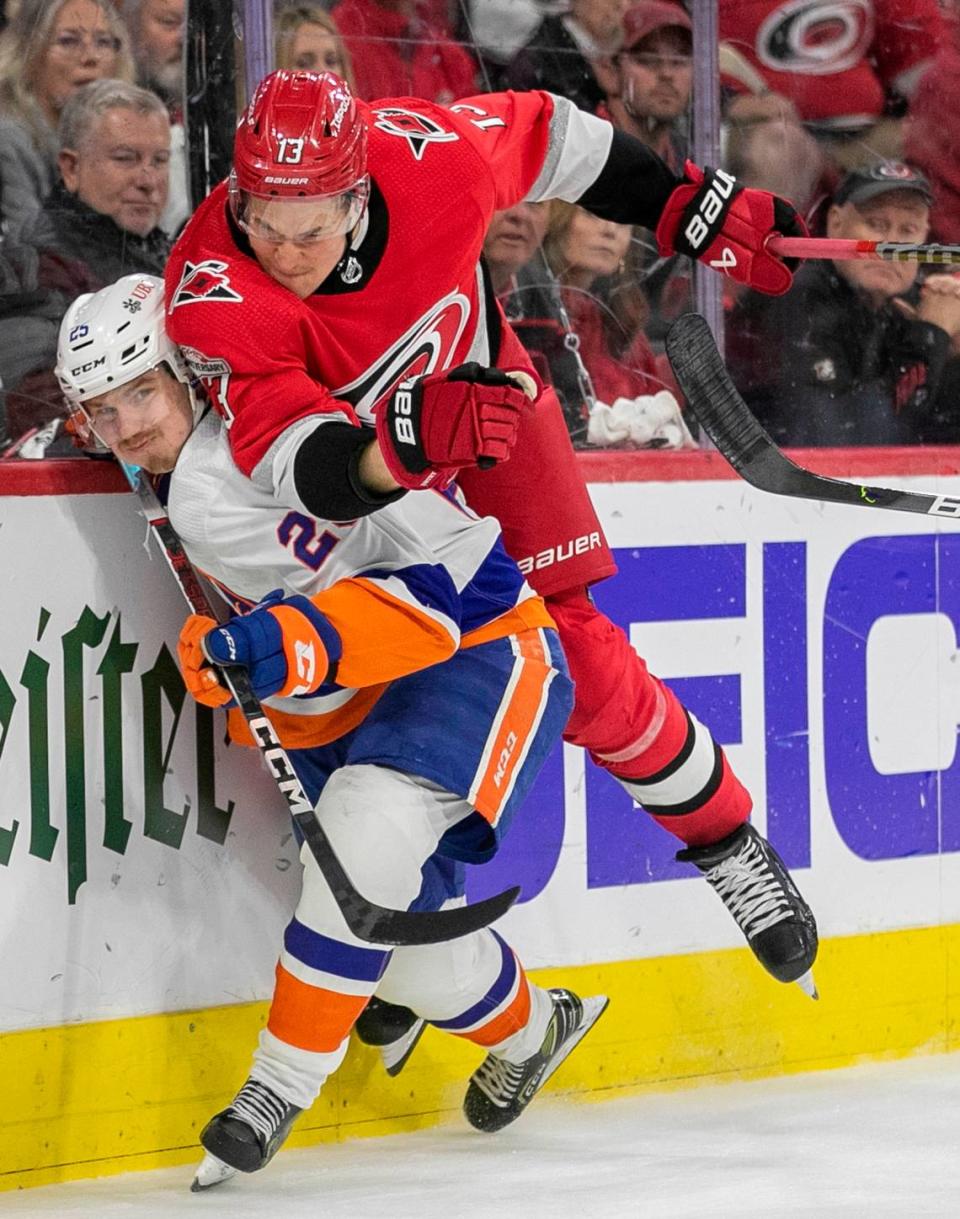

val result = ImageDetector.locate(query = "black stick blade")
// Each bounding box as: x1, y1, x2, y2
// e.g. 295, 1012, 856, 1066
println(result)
666, 313, 960, 520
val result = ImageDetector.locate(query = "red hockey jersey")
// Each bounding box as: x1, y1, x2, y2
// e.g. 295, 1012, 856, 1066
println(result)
165, 90, 620, 594
719, 0, 941, 130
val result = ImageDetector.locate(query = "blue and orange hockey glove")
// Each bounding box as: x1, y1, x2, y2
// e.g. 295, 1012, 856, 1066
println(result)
177, 589, 342, 708
656, 160, 807, 296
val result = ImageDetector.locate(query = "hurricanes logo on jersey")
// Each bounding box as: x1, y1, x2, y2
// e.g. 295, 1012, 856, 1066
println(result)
170, 260, 243, 310
756, 0, 872, 76
332, 289, 471, 417
372, 107, 459, 161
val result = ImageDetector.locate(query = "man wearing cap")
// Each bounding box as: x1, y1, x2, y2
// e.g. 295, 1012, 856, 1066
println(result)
601, 0, 692, 168
504, 0, 631, 116
727, 160, 960, 446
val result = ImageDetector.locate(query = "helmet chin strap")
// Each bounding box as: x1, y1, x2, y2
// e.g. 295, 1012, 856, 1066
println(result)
186, 378, 204, 427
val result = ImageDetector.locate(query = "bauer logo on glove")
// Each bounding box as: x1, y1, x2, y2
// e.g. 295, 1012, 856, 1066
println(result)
682, 167, 737, 252
391, 380, 418, 447
375, 362, 539, 492
656, 160, 808, 296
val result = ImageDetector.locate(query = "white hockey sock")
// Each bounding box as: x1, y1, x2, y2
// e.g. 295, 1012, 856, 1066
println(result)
249, 1026, 351, 1111
486, 982, 554, 1065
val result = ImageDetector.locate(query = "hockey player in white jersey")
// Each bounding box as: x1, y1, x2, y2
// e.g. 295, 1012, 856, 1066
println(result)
56, 275, 609, 1186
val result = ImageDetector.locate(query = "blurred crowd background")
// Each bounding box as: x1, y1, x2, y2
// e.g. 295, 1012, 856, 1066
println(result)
1, 0, 959, 458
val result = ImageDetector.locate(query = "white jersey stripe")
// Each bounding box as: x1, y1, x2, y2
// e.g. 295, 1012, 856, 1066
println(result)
624, 712, 717, 808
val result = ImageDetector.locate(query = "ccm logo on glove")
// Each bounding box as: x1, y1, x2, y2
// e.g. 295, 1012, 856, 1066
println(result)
176, 589, 343, 709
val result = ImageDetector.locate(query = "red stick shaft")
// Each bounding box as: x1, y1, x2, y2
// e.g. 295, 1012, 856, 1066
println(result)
767, 237, 960, 264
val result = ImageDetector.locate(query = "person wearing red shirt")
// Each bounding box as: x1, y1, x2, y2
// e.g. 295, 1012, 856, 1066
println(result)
718, 0, 941, 138
331, 0, 476, 103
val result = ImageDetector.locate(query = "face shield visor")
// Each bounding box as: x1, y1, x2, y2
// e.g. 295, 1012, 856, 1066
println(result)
228, 172, 370, 246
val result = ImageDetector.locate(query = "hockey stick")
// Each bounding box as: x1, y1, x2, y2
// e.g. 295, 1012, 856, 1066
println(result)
123, 466, 520, 945
768, 237, 960, 266
664, 312, 960, 520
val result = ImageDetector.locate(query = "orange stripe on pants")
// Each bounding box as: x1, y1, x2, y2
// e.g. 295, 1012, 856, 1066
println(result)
458, 967, 532, 1049
472, 630, 552, 824
267, 962, 370, 1053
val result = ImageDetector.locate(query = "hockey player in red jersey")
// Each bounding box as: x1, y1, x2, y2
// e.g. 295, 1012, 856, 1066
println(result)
164, 71, 819, 1006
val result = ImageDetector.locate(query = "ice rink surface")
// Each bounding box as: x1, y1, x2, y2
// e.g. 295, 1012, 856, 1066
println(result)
7, 1054, 960, 1219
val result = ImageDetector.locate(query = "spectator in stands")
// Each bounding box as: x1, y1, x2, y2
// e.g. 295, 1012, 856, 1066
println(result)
719, 0, 943, 169
275, 4, 355, 85
0, 0, 134, 233
452, 0, 550, 91
124, 0, 187, 235
481, 199, 592, 435
504, 0, 630, 116
600, 0, 691, 170
905, 0, 960, 246
484, 199, 550, 304
331, 0, 476, 104
723, 92, 830, 224
125, 0, 183, 106
540, 201, 691, 448
727, 161, 960, 446
0, 79, 171, 451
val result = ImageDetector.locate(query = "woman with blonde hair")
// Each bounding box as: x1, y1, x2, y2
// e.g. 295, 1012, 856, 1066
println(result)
540, 200, 692, 448
274, 4, 354, 86
0, 0, 134, 232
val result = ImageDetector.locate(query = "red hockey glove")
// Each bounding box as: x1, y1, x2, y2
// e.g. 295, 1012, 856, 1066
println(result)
655, 161, 808, 296
375, 363, 537, 491
177, 591, 342, 706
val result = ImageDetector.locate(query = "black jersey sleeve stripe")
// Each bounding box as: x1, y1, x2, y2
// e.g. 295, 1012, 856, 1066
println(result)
293, 421, 406, 521
575, 129, 681, 230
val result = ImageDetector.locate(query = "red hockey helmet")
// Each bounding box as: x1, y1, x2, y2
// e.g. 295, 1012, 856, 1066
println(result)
230, 69, 370, 243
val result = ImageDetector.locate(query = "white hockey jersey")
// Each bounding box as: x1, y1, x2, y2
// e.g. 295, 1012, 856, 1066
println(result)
168, 411, 554, 748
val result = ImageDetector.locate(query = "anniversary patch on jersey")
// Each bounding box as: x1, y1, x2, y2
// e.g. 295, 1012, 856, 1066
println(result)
756, 0, 872, 76
371, 107, 459, 161
170, 260, 243, 309
180, 346, 232, 380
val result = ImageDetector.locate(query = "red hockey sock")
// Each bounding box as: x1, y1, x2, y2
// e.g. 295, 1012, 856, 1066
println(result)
548, 587, 751, 848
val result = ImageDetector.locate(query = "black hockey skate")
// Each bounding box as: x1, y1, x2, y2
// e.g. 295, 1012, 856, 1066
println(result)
355, 997, 426, 1077
463, 988, 609, 1134
195, 1078, 302, 1183
677, 822, 818, 993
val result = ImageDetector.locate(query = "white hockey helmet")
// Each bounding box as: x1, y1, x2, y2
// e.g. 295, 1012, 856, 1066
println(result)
56, 275, 200, 448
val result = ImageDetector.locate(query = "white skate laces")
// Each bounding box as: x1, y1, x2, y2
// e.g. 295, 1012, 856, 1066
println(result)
473, 1054, 529, 1109
705, 834, 796, 940
463, 989, 609, 1132
227, 1080, 291, 1146
678, 823, 819, 994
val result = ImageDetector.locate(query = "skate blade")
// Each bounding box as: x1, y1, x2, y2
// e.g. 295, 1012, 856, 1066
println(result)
540, 994, 610, 1091
795, 969, 819, 1000
191, 1151, 238, 1192
382, 1017, 427, 1077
